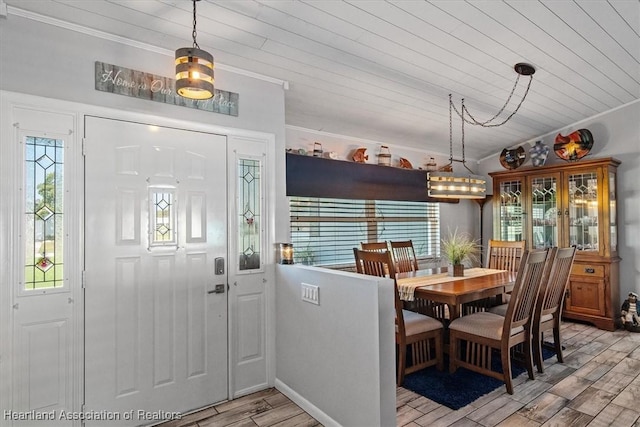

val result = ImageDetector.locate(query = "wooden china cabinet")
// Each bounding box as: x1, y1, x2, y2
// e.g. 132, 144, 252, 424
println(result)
489, 157, 621, 331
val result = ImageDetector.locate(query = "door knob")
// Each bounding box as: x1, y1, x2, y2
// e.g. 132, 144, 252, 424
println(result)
207, 284, 225, 294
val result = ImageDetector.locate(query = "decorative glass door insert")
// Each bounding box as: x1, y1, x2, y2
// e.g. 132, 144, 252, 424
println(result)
149, 188, 177, 246
530, 176, 558, 249
24, 136, 64, 290
238, 158, 261, 271
609, 172, 617, 252
568, 171, 599, 251
497, 180, 522, 241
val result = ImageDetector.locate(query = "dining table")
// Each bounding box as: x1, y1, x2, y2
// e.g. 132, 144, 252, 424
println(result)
396, 267, 517, 321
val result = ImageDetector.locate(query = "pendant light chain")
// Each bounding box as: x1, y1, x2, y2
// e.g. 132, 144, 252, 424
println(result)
192, 0, 200, 49
448, 93, 454, 164
427, 62, 535, 199
461, 99, 466, 164
175, 0, 214, 100
450, 72, 534, 128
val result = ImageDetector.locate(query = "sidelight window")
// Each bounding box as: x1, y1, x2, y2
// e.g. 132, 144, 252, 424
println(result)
238, 158, 262, 271
24, 136, 64, 290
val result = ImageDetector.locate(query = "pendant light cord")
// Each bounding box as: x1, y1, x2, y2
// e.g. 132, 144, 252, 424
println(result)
447, 94, 477, 174
192, 0, 200, 49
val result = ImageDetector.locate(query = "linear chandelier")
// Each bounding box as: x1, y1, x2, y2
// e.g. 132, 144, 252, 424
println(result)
427, 63, 536, 199
427, 94, 487, 199
175, 0, 215, 100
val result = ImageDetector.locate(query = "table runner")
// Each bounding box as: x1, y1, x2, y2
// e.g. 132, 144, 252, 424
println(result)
397, 268, 507, 301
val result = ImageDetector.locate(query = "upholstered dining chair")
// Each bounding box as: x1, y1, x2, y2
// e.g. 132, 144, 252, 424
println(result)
532, 246, 576, 373
390, 240, 419, 273
353, 248, 443, 385
448, 249, 550, 394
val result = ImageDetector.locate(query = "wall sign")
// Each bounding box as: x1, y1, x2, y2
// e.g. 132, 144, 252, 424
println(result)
95, 61, 239, 116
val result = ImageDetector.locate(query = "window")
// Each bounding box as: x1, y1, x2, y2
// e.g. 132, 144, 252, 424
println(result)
149, 188, 177, 246
238, 158, 262, 271
289, 197, 440, 267
24, 136, 64, 290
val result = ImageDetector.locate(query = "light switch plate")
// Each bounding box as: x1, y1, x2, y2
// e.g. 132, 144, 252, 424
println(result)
301, 283, 319, 305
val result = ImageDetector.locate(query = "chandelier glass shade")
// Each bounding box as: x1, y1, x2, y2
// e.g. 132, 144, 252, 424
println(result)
175, 0, 214, 100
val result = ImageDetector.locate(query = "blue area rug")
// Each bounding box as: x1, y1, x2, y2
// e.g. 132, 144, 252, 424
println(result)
402, 346, 555, 410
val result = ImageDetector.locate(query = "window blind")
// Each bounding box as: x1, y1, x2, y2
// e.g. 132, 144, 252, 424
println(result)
289, 197, 440, 267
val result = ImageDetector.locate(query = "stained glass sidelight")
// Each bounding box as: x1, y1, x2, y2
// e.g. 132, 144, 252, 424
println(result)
238, 159, 261, 271
498, 180, 522, 241
24, 136, 64, 290
150, 189, 176, 245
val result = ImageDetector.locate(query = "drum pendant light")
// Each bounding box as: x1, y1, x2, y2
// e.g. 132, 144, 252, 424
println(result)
175, 0, 214, 100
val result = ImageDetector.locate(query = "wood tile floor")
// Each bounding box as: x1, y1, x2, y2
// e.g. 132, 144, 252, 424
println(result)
159, 321, 640, 427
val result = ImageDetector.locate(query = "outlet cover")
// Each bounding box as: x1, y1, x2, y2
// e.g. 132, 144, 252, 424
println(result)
301, 283, 319, 305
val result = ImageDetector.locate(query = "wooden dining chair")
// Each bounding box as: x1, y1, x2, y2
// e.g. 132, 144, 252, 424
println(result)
466, 239, 526, 313
389, 240, 448, 321
390, 240, 419, 273
532, 246, 576, 373
353, 248, 443, 385
462, 240, 526, 315
486, 239, 526, 272
448, 249, 550, 394
360, 241, 389, 252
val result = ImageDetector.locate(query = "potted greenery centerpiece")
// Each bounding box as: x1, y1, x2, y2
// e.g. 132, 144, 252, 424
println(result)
441, 228, 480, 277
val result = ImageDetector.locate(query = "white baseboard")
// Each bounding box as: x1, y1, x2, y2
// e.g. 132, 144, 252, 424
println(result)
274, 379, 341, 427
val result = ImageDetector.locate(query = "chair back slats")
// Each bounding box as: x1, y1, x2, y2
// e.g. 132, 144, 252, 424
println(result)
353, 248, 403, 331
360, 241, 388, 252
503, 249, 550, 332
390, 240, 419, 273
486, 240, 526, 273
539, 247, 577, 317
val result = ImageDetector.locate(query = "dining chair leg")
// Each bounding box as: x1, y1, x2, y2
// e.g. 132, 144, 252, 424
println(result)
553, 323, 564, 363
435, 332, 444, 372
397, 342, 406, 386
533, 333, 544, 373
449, 334, 458, 374
524, 333, 535, 380
501, 344, 514, 395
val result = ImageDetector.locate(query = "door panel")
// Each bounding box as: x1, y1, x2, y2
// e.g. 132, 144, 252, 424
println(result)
227, 138, 271, 397
11, 119, 77, 427
84, 117, 227, 425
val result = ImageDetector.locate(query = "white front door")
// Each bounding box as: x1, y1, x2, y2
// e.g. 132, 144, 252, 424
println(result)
84, 117, 228, 425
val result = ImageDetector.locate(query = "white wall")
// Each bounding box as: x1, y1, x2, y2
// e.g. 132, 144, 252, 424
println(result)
0, 13, 290, 244
276, 265, 396, 427
477, 100, 640, 302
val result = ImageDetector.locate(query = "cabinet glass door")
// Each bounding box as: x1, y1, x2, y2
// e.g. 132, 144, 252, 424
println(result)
568, 171, 599, 252
530, 176, 558, 249
497, 179, 523, 241
609, 171, 617, 253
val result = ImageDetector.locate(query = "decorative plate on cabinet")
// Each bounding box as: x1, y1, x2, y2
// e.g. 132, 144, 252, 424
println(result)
499, 146, 526, 170
554, 129, 593, 162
